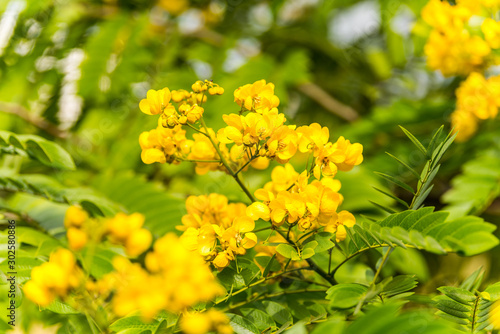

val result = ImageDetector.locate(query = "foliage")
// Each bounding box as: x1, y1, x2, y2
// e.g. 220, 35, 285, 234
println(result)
0, 0, 500, 333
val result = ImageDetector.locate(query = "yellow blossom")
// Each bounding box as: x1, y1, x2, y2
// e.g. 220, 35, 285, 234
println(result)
324, 210, 356, 242
451, 109, 478, 142
181, 310, 233, 334
482, 18, 500, 49
23, 249, 82, 306
455, 72, 499, 120
109, 233, 224, 319
139, 88, 173, 115
64, 205, 88, 228
234, 79, 280, 113
425, 30, 491, 76
422, 0, 472, 32
222, 216, 258, 255
490, 300, 500, 329
107, 213, 152, 257
67, 227, 88, 251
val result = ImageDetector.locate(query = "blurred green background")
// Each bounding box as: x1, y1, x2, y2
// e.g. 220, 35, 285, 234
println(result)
1, 0, 499, 313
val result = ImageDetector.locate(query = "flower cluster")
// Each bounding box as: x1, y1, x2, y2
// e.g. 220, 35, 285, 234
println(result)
421, 0, 499, 77
247, 164, 355, 241
491, 300, 500, 329
421, 0, 500, 140
181, 310, 233, 334
178, 194, 257, 270
23, 249, 83, 306
452, 72, 500, 141
139, 123, 192, 164
138, 79, 363, 267
107, 212, 153, 257
64, 206, 152, 257
88, 233, 224, 320
64, 205, 90, 250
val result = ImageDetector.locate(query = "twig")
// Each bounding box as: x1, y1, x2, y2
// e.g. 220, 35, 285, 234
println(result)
0, 102, 67, 138
297, 83, 359, 122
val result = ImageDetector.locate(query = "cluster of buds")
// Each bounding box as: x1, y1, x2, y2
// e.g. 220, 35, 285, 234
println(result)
63, 206, 152, 257
23, 249, 83, 306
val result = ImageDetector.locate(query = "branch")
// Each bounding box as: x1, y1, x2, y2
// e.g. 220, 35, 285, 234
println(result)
297, 83, 359, 122
0, 102, 67, 139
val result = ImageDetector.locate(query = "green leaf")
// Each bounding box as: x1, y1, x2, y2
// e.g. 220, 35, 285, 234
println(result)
227, 313, 260, 334
438, 287, 476, 304
373, 186, 409, 208
255, 254, 281, 276
326, 284, 368, 309
276, 244, 300, 260
344, 303, 462, 334
311, 232, 335, 253
240, 308, 276, 331
399, 126, 427, 156
0, 131, 75, 170
374, 172, 414, 194
262, 301, 293, 325
109, 316, 162, 334
43, 300, 80, 314
93, 173, 184, 236
385, 152, 420, 179
350, 208, 498, 257
381, 275, 418, 298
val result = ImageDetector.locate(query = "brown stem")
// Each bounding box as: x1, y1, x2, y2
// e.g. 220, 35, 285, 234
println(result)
297, 83, 359, 122
0, 102, 67, 138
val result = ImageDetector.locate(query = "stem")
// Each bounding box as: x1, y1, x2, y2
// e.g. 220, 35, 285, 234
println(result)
353, 247, 394, 315
275, 229, 335, 285
185, 122, 209, 136
183, 159, 221, 163
220, 288, 327, 312
234, 154, 257, 175
328, 248, 332, 275
330, 243, 413, 277
253, 226, 273, 233
199, 117, 256, 202
371, 247, 393, 285
213, 266, 313, 306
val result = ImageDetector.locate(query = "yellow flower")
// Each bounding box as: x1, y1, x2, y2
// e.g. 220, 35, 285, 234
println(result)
106, 213, 152, 257
23, 280, 54, 307
456, 72, 499, 120
217, 110, 285, 147
139, 88, 172, 115
265, 125, 298, 163
111, 233, 224, 319
158, 0, 189, 15
181, 225, 217, 256
181, 310, 233, 334
139, 129, 167, 164
23, 249, 82, 306
234, 79, 280, 113
491, 300, 500, 329
188, 130, 225, 175
296, 123, 330, 154
171, 89, 191, 103
222, 216, 258, 255
324, 210, 356, 242
64, 205, 88, 228
139, 124, 192, 165
67, 227, 88, 251
422, 0, 472, 32
482, 18, 500, 49
424, 30, 491, 77
213, 250, 235, 270
313, 137, 363, 179
247, 202, 271, 221
451, 109, 478, 142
